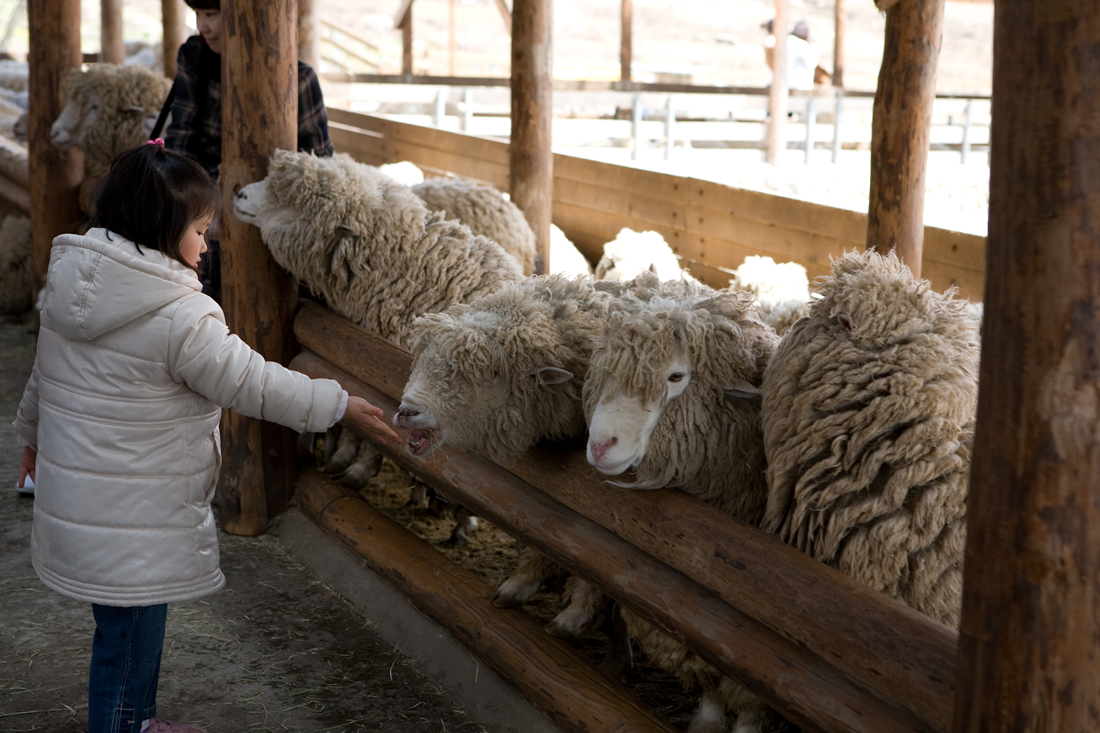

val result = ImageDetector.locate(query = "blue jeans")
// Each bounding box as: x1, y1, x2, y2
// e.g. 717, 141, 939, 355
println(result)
88, 604, 167, 733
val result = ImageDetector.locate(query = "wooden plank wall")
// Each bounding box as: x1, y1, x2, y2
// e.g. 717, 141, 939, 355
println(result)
325, 107, 986, 300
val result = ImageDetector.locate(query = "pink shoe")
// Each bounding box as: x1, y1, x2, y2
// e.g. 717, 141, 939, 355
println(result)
144, 718, 209, 733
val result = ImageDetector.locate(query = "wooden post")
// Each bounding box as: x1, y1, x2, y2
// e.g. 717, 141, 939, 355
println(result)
865, 0, 944, 277
100, 0, 125, 64
833, 0, 846, 88
28, 0, 83, 293
161, 0, 184, 79
298, 0, 319, 72
620, 0, 632, 82
953, 2, 1100, 731
396, 0, 413, 77
510, 0, 552, 275
218, 0, 299, 536
765, 0, 788, 166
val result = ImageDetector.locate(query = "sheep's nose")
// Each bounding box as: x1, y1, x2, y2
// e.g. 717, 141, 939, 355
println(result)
589, 437, 617, 461
234, 189, 247, 201
393, 405, 420, 426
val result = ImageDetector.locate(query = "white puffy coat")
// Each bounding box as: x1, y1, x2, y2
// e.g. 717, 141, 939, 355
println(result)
14, 228, 344, 606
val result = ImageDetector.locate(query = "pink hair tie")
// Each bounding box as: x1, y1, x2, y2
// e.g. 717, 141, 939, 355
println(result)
147, 137, 165, 146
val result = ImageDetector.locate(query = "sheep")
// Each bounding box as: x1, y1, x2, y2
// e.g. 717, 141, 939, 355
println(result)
50, 64, 173, 179
0, 60, 28, 93
593, 227, 684, 282
378, 160, 426, 186
233, 149, 524, 490
410, 176, 538, 276
582, 281, 781, 733
0, 213, 32, 314
728, 255, 812, 336
760, 249, 979, 627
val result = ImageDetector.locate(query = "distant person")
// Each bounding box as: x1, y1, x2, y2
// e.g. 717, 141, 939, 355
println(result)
14, 141, 398, 733
160, 0, 335, 299
762, 19, 820, 91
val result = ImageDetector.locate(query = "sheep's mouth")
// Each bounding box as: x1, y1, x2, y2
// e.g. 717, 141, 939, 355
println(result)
407, 428, 439, 456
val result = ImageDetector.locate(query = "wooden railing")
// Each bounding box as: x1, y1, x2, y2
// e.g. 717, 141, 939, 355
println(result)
324, 106, 987, 300
291, 301, 955, 733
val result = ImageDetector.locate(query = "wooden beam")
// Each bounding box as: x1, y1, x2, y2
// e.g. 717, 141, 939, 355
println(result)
298, 0, 319, 72
27, 0, 83, 294
161, 0, 184, 79
865, 0, 944, 277
953, 2, 1100, 731
292, 349, 944, 733
510, 0, 553, 274
217, 0, 300, 536
297, 470, 679, 733
292, 300, 960, 731
100, 0, 125, 65
400, 7, 412, 76
620, 0, 632, 83
491, 0, 511, 35
765, 0, 788, 166
833, 0, 846, 88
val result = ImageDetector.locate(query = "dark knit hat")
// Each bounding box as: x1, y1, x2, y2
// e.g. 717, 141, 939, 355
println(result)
184, 0, 219, 10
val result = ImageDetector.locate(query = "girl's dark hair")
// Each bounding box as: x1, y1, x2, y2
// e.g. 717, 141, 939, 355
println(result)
91, 143, 221, 271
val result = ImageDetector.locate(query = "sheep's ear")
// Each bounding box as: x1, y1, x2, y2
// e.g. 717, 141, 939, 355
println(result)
836, 313, 854, 331
123, 104, 145, 114
722, 380, 761, 400
335, 224, 361, 240
533, 367, 573, 385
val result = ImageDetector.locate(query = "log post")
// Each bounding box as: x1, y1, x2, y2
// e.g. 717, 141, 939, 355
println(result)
28, 0, 83, 293
298, 0, 319, 72
217, 0, 299, 536
395, 0, 413, 77
620, 0, 632, 82
764, 0, 788, 166
953, 2, 1100, 731
865, 0, 944, 277
161, 0, 184, 79
833, 0, 846, 88
100, 0, 125, 64
510, 0, 553, 275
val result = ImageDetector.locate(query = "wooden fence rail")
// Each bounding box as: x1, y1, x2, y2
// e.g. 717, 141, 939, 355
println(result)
324, 107, 986, 300
291, 300, 955, 733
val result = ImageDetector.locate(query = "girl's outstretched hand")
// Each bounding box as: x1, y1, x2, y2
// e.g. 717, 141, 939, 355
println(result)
18, 445, 36, 489
342, 396, 402, 446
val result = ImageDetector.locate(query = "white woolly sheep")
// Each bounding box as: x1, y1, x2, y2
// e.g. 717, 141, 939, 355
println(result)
0, 60, 28, 93
233, 149, 524, 489
378, 160, 426, 186
581, 281, 781, 733
410, 176, 538, 276
761, 249, 979, 627
550, 223, 594, 277
593, 227, 684, 282
50, 64, 173, 179
728, 255, 812, 336
0, 213, 32, 314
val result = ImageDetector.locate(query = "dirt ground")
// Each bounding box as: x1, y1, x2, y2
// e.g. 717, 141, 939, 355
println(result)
0, 312, 490, 733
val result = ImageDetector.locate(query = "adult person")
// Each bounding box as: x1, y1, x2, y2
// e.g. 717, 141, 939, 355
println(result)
762, 19, 820, 91
162, 0, 335, 298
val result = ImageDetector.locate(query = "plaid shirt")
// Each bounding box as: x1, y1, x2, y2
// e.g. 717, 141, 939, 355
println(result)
165, 35, 334, 180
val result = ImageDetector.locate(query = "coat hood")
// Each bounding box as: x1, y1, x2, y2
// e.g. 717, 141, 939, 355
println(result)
45, 228, 201, 341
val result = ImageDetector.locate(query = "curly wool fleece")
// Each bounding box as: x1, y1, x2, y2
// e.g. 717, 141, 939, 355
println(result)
257, 150, 523, 347
64, 64, 173, 176
407, 273, 610, 460
411, 177, 537, 276
761, 249, 980, 626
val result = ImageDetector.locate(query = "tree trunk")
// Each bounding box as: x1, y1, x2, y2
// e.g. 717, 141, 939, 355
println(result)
161, 0, 184, 79
865, 0, 944, 277
953, 2, 1100, 731
28, 0, 83, 293
217, 0, 299, 536
509, 0, 553, 275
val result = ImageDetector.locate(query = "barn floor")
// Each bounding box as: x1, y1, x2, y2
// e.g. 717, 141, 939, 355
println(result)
0, 311, 506, 733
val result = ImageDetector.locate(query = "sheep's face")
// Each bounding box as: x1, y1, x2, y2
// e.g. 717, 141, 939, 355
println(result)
586, 341, 692, 475
232, 180, 273, 225
50, 88, 95, 150
396, 300, 574, 460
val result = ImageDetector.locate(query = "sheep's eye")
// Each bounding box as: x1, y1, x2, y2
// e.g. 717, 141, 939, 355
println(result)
668, 372, 684, 383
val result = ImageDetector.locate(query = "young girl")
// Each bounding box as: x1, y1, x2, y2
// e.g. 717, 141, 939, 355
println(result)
14, 140, 400, 733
